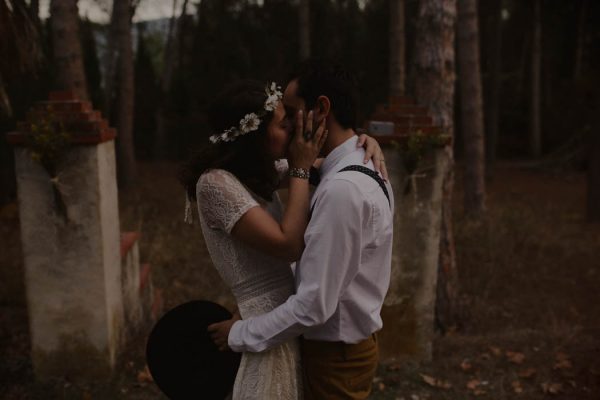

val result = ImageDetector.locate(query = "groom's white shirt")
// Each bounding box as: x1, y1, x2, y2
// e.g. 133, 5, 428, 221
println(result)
228, 135, 394, 352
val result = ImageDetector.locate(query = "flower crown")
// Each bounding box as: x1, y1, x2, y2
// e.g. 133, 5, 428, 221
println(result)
209, 82, 283, 144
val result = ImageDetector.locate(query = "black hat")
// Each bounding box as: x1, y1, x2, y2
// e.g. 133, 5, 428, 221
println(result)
146, 300, 242, 399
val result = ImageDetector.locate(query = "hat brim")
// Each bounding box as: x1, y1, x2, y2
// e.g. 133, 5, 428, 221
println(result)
146, 300, 241, 399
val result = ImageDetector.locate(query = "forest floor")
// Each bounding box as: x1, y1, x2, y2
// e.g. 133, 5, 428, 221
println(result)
1, 161, 599, 399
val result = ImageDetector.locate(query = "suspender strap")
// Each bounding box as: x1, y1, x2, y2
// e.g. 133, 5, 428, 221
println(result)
337, 165, 391, 206
309, 165, 390, 219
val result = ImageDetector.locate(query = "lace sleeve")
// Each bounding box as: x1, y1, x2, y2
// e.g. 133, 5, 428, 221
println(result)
197, 169, 260, 233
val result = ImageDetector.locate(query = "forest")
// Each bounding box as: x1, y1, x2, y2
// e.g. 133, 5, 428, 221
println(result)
1, 0, 599, 399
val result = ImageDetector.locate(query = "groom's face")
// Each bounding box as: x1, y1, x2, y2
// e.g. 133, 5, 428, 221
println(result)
282, 79, 306, 130
283, 79, 326, 137
282, 80, 306, 157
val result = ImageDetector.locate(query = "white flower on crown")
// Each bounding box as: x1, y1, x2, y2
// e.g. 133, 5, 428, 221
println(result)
240, 113, 261, 133
264, 94, 280, 112
209, 81, 282, 144
264, 82, 283, 111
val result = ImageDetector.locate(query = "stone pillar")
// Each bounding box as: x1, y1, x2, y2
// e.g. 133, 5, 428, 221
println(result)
7, 91, 124, 381
368, 95, 451, 362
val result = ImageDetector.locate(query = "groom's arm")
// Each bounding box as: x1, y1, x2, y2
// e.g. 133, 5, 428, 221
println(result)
228, 179, 365, 352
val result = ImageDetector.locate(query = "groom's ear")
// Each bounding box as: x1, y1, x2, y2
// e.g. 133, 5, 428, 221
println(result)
315, 95, 331, 121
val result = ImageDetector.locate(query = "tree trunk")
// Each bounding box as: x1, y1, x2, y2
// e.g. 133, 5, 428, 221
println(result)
299, 0, 311, 60
530, 0, 542, 158
414, 0, 460, 333
154, 0, 184, 160
29, 0, 40, 24
50, 0, 88, 100
30, 0, 39, 15
485, 0, 502, 169
114, 0, 136, 187
102, 1, 121, 121
573, 0, 588, 81
0, 71, 12, 117
0, 70, 15, 205
588, 129, 600, 223
457, 0, 486, 216
389, 0, 406, 96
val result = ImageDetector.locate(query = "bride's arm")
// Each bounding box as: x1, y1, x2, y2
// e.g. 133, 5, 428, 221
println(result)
233, 111, 327, 262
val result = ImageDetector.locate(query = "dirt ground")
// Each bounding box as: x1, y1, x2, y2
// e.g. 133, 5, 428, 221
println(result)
1, 161, 599, 399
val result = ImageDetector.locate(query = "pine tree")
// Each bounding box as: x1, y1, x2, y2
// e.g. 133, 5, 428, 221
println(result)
457, 0, 486, 215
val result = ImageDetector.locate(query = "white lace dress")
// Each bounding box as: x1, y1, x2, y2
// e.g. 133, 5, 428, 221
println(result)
196, 168, 302, 400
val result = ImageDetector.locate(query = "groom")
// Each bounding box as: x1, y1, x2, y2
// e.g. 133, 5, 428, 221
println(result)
210, 60, 394, 399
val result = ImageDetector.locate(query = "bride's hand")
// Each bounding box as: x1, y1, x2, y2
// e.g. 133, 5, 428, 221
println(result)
288, 110, 328, 170
357, 134, 389, 181
207, 312, 241, 352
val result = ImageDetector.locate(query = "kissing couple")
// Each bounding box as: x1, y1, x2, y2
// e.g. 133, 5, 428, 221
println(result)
180, 59, 394, 399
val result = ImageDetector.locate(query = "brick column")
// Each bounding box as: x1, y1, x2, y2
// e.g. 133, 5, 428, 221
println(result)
367, 95, 451, 362
7, 91, 124, 381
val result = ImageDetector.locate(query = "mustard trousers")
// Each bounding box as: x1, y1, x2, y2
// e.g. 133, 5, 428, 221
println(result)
301, 333, 379, 400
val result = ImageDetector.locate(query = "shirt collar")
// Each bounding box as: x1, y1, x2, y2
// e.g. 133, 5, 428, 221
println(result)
320, 135, 359, 181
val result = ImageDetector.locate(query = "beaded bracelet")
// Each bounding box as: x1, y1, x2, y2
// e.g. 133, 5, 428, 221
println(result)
289, 167, 310, 180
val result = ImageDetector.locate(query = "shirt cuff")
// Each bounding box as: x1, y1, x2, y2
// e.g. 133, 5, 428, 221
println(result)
228, 319, 245, 352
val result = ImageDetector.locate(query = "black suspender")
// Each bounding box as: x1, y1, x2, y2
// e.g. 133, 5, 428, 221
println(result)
309, 165, 391, 219
337, 165, 390, 206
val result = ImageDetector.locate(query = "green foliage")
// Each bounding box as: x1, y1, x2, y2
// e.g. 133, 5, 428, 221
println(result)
393, 129, 450, 174
26, 107, 71, 176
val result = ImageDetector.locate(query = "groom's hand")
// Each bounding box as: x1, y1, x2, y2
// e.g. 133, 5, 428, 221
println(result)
207, 312, 241, 351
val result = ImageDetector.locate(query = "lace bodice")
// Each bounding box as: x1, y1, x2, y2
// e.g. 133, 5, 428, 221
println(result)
196, 168, 302, 399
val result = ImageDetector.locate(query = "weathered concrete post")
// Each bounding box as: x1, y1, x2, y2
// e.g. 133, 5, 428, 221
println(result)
7, 91, 125, 381
368, 96, 451, 362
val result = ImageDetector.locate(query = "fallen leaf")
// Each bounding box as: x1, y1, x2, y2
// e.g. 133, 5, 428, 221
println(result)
489, 346, 502, 357
419, 373, 452, 389
420, 374, 436, 386
553, 352, 572, 370
438, 380, 452, 390
518, 368, 537, 379
460, 359, 473, 371
541, 382, 562, 395
553, 358, 572, 370
467, 379, 481, 390
511, 380, 523, 394
506, 351, 525, 364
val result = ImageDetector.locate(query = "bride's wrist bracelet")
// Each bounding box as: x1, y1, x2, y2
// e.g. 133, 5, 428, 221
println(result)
289, 167, 310, 180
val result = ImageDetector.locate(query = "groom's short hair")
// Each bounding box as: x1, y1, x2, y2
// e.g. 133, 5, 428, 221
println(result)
287, 59, 359, 130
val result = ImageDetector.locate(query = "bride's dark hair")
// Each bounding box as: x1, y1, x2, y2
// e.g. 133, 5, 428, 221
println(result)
179, 80, 280, 201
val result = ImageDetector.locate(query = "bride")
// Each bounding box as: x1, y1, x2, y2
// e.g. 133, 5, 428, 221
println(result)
179, 79, 386, 399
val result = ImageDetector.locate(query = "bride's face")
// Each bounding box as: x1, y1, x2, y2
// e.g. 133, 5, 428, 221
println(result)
266, 101, 292, 159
